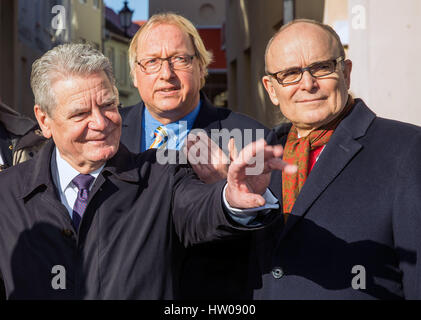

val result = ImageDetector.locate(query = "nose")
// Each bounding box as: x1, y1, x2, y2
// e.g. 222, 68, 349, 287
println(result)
89, 108, 108, 131
158, 59, 175, 80
299, 70, 318, 92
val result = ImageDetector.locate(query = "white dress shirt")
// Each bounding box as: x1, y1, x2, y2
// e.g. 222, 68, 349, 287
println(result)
50, 147, 103, 218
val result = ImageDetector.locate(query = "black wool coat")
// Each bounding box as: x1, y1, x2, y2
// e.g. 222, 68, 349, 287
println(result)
120, 93, 269, 299
0, 141, 268, 299
250, 99, 421, 299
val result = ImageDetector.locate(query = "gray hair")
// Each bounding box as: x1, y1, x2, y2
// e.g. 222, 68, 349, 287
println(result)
31, 43, 115, 115
264, 19, 346, 73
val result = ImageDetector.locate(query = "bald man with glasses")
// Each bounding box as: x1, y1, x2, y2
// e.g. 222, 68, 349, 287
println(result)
244, 19, 421, 300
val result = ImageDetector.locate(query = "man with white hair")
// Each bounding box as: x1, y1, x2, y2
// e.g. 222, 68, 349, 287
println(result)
0, 43, 294, 299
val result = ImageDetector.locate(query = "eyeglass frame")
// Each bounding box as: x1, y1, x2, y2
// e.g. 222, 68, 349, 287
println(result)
267, 56, 345, 86
135, 54, 197, 74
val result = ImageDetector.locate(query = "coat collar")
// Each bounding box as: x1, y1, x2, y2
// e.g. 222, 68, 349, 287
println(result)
20, 140, 141, 199
0, 123, 13, 167
278, 98, 376, 239
121, 92, 223, 153
121, 102, 144, 154
0, 101, 37, 136
191, 92, 223, 131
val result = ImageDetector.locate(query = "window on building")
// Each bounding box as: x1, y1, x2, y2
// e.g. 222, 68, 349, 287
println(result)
79, 0, 87, 4
108, 47, 115, 72
93, 0, 100, 9
120, 52, 127, 85
283, 0, 295, 24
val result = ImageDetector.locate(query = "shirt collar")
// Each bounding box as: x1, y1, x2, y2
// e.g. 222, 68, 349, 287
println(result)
145, 100, 201, 131
143, 100, 202, 150
51, 147, 104, 193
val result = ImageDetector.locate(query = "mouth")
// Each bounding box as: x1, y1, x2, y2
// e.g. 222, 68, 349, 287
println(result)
296, 97, 327, 103
88, 136, 108, 142
156, 87, 180, 94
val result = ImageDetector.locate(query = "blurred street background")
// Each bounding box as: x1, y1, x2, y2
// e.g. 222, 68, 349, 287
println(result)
1, 0, 420, 127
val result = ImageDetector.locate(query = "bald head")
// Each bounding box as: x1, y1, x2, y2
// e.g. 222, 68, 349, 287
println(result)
265, 20, 345, 73
261, 19, 352, 137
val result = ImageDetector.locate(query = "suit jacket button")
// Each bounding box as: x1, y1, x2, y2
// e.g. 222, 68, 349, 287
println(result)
272, 267, 284, 279
62, 229, 73, 238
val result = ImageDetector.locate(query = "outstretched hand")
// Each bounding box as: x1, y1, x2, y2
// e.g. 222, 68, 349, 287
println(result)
184, 132, 238, 184
225, 139, 296, 209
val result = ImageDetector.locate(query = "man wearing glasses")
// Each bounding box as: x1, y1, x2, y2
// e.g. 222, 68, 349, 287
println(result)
120, 13, 268, 299
247, 19, 421, 299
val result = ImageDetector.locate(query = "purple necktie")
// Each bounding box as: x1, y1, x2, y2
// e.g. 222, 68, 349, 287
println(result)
72, 174, 94, 230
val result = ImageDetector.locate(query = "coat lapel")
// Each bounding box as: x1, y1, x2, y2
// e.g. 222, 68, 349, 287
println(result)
0, 124, 12, 167
279, 99, 376, 239
192, 92, 222, 132
121, 103, 144, 154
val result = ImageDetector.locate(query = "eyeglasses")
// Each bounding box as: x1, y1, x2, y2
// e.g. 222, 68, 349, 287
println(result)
136, 55, 196, 74
268, 56, 345, 85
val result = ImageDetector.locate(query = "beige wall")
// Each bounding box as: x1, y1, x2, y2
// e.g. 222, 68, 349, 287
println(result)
71, 0, 104, 50
225, 0, 325, 127
348, 0, 421, 126
149, 0, 225, 25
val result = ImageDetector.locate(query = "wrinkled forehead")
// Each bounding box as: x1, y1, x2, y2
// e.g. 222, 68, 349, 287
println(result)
52, 72, 117, 112
267, 23, 340, 70
136, 23, 194, 56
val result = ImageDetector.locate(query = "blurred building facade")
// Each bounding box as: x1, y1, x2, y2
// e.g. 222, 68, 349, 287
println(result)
3, 0, 421, 125
225, 0, 421, 127
0, 0, 105, 118
104, 6, 140, 107
71, 0, 104, 50
0, 0, 19, 111
149, 0, 225, 25
225, 0, 325, 127
149, 0, 228, 107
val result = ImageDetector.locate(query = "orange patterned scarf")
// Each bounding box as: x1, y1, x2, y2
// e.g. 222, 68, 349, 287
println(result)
282, 96, 354, 221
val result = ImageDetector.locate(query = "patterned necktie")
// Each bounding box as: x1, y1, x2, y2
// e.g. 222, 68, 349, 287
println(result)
149, 126, 168, 150
72, 174, 94, 230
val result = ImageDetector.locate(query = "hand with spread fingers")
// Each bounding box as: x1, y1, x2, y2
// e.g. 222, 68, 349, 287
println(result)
184, 132, 238, 184
225, 139, 297, 209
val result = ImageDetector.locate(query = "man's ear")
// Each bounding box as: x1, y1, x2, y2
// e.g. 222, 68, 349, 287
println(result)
132, 71, 138, 88
34, 105, 52, 139
343, 59, 353, 89
262, 75, 280, 106
113, 86, 120, 104
199, 63, 206, 79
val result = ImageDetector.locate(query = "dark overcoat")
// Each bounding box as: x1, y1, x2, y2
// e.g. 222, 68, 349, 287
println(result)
0, 141, 265, 299
120, 93, 269, 299
250, 99, 421, 299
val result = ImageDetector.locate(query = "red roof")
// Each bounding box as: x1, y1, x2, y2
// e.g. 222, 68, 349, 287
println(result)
105, 7, 140, 37
197, 28, 226, 70
134, 20, 146, 27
